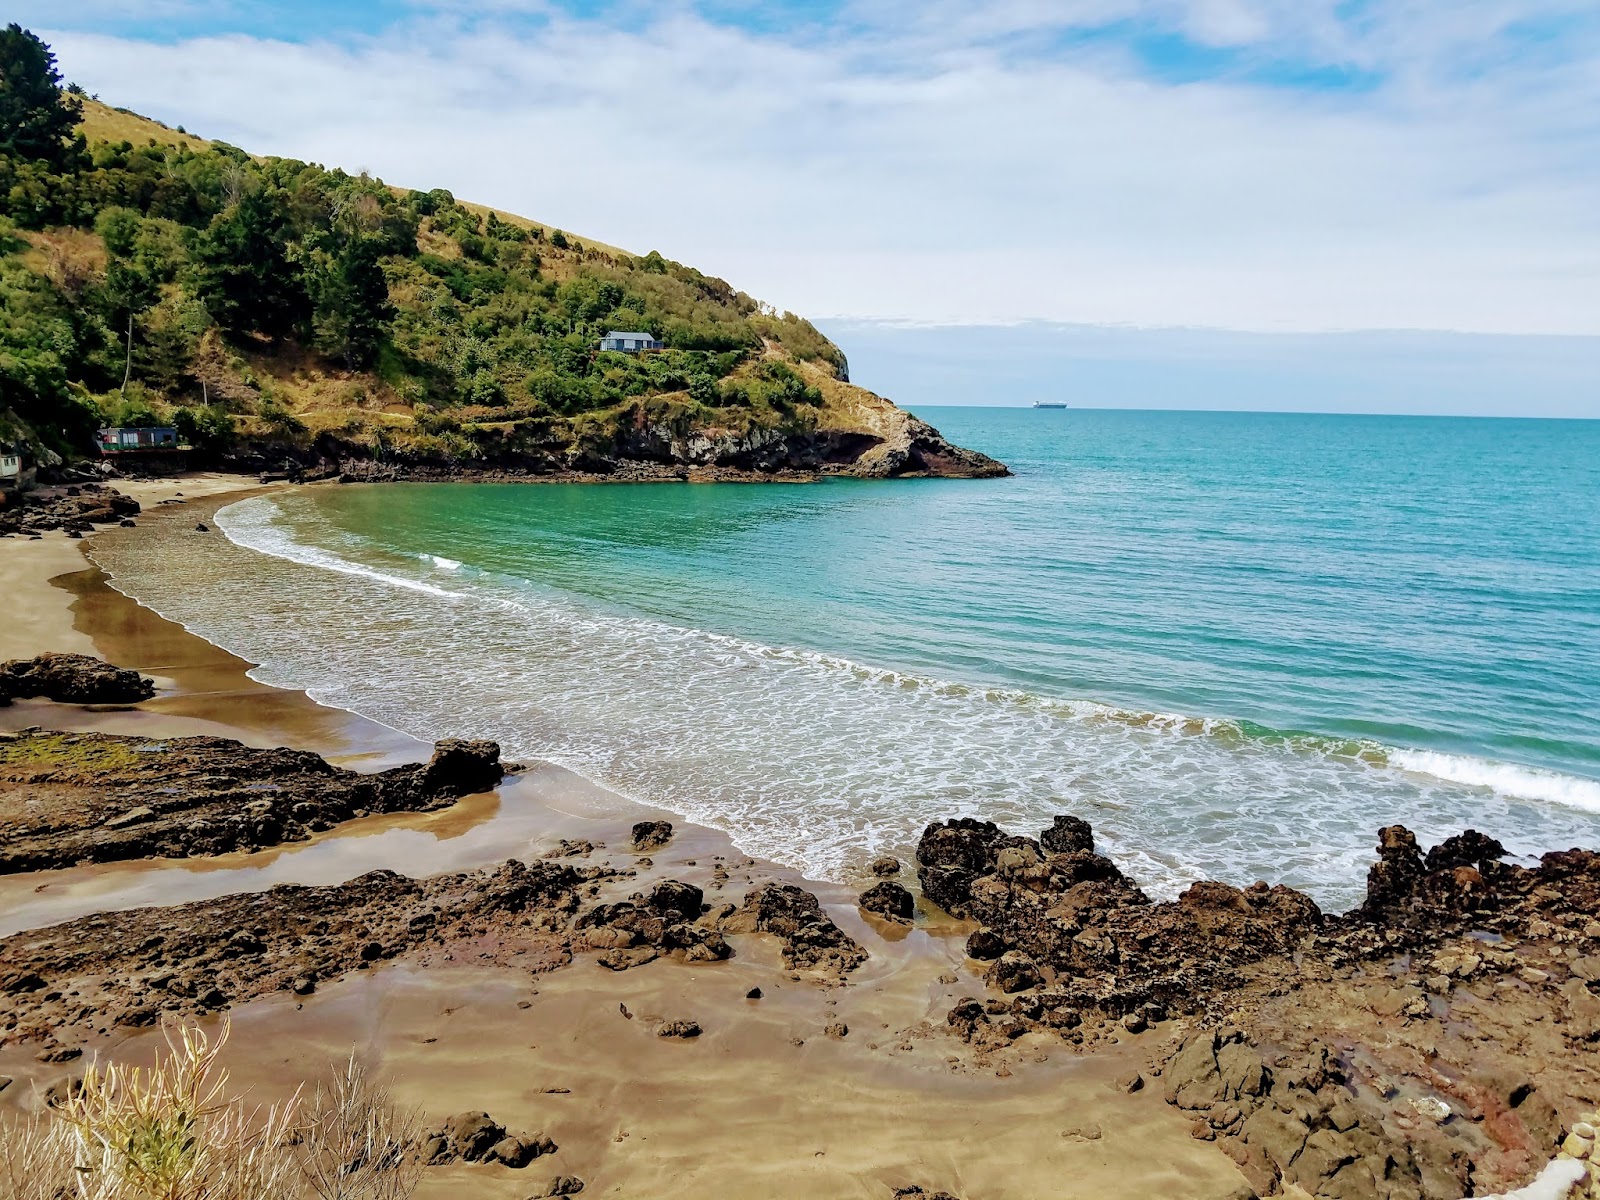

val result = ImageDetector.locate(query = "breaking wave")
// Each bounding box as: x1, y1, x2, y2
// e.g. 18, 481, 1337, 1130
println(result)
84, 491, 1600, 913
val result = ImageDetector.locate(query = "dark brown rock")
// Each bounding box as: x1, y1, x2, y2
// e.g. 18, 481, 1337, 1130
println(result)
0, 654, 155, 706
0, 859, 583, 1051
986, 951, 1042, 993
859, 880, 915, 922
630, 820, 673, 851
0, 730, 505, 873
965, 928, 1006, 960
723, 882, 868, 973
534, 1177, 585, 1197
1040, 814, 1094, 855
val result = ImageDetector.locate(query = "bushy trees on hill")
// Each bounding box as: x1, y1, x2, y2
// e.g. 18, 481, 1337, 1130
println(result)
0, 27, 847, 459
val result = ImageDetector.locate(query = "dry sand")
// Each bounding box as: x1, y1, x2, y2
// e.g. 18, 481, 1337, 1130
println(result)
0, 475, 1261, 1200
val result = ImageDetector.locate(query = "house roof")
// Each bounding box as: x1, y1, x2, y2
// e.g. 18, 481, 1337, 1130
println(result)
602, 331, 657, 340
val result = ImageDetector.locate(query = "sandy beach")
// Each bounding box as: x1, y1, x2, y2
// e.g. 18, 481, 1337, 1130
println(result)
0, 477, 1263, 1200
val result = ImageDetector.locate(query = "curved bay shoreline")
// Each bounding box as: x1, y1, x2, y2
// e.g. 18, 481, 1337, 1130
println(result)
1, 478, 1597, 1200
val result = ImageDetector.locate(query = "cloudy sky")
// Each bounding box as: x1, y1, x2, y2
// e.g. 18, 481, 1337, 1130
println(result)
23, 1, 1600, 414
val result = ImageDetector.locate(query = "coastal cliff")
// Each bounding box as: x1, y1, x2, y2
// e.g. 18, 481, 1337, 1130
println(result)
0, 41, 1006, 481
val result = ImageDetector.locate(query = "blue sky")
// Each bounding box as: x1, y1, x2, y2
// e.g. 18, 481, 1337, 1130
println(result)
20, 0, 1600, 413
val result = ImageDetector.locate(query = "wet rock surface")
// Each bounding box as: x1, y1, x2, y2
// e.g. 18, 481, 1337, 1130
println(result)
722, 882, 868, 973
0, 484, 139, 539
0, 730, 504, 872
0, 859, 585, 1053
629, 820, 673, 851
0, 836, 864, 1054
917, 815, 1600, 1198
858, 880, 915, 922
423, 1111, 556, 1167
575, 878, 731, 970
0, 654, 155, 707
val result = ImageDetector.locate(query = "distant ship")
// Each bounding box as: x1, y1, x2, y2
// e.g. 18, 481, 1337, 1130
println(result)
1032, 402, 1069, 409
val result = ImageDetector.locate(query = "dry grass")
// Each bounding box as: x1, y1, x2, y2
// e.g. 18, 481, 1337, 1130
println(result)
0, 1023, 423, 1200
77, 100, 212, 152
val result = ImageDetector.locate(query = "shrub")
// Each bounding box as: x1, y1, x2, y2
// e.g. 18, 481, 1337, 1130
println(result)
0, 1022, 425, 1200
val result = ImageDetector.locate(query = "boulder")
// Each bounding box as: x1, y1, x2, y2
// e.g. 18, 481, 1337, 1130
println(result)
440, 1111, 506, 1161
965, 928, 1006, 960
986, 951, 1042, 993
417, 739, 503, 798
725, 882, 868, 973
868, 855, 903, 877
0, 654, 155, 705
631, 820, 674, 851
859, 881, 915, 922
1040, 814, 1095, 855
648, 880, 704, 923
534, 1177, 586, 1197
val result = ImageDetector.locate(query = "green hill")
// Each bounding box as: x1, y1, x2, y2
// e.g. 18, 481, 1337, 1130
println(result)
0, 28, 1005, 480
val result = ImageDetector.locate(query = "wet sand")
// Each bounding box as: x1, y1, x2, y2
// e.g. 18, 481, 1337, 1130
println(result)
0, 476, 1259, 1199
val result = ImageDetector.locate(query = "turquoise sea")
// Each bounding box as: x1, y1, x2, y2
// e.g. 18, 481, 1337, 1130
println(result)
101, 409, 1600, 909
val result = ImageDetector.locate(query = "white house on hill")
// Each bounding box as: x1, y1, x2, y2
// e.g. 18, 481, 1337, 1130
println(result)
600, 330, 663, 353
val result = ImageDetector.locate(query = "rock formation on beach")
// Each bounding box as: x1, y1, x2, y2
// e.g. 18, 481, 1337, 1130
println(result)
0, 485, 140, 540
0, 653, 154, 707
0, 728, 504, 871
0, 860, 863, 1057
917, 815, 1600, 1199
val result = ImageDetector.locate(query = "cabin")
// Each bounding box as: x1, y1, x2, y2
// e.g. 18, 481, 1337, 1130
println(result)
96, 426, 183, 455
599, 330, 663, 353
0, 441, 36, 493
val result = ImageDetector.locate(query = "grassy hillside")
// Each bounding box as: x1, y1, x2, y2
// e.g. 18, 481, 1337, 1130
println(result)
0, 31, 1003, 479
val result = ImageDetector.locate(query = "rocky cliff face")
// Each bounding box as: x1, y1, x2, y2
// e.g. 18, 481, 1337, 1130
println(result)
226, 364, 1009, 483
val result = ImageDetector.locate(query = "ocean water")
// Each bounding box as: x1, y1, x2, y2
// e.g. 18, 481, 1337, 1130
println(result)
95, 409, 1600, 910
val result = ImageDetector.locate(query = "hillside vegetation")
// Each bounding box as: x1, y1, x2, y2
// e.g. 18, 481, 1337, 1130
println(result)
0, 27, 1004, 479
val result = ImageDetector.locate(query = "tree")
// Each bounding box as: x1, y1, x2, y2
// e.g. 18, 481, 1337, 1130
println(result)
308, 240, 391, 367
193, 188, 308, 340
0, 25, 84, 170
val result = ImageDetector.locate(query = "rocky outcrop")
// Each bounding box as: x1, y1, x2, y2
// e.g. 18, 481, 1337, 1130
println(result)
0, 859, 587, 1054
916, 816, 1318, 1020
920, 813, 1600, 1198
0, 730, 504, 872
0, 654, 155, 707
575, 879, 731, 970
858, 880, 914, 922
422, 1111, 557, 1168
722, 882, 868, 973
1163, 1029, 1455, 1200
0, 484, 139, 539
630, 820, 674, 851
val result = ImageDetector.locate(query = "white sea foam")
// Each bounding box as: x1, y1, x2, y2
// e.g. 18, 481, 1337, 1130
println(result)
426, 554, 462, 571
91, 493, 1600, 912
1389, 749, 1600, 814
217, 501, 470, 601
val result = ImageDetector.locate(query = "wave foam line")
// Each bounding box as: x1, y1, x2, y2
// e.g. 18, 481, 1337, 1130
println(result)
1388, 749, 1600, 813
216, 499, 470, 600
216, 495, 1600, 820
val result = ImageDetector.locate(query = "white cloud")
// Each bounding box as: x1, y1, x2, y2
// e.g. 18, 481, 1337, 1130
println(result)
38, 2, 1600, 334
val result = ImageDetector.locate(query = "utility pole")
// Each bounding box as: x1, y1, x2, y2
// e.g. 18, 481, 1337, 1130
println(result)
121, 312, 134, 393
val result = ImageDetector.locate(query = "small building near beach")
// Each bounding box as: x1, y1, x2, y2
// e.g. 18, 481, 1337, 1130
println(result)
599, 330, 663, 353
0, 442, 36, 494
95, 426, 183, 455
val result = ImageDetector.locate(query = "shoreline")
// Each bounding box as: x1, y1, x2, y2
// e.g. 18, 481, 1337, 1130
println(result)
2, 477, 1255, 1199
3, 475, 1598, 1199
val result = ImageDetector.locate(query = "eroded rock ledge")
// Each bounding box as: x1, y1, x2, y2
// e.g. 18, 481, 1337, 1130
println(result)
0, 729, 504, 872
0, 861, 864, 1055
917, 816, 1600, 1199
0, 653, 154, 707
